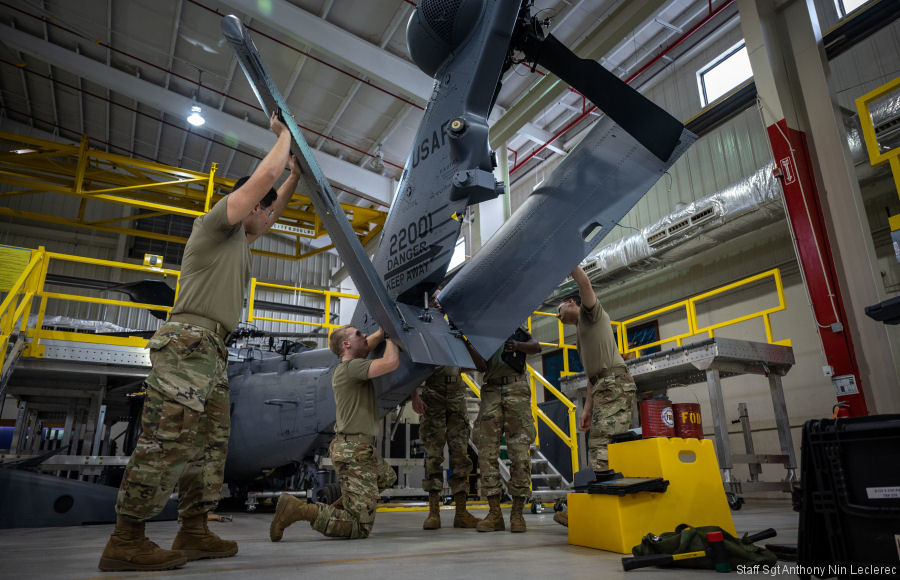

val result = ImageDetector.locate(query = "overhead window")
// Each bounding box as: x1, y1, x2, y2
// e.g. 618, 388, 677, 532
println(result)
697, 42, 753, 107
835, 0, 870, 19
448, 236, 466, 270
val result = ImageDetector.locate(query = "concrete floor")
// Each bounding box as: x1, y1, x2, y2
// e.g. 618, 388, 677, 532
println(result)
1, 498, 799, 580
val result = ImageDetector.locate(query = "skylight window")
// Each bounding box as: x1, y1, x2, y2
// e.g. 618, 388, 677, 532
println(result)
448, 237, 466, 270
697, 42, 753, 107
835, 0, 870, 19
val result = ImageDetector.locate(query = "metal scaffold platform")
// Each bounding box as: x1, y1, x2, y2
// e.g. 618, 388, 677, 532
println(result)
0, 338, 151, 474
561, 337, 797, 496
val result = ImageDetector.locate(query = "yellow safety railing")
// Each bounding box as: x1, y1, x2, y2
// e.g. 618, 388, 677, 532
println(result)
689, 269, 791, 344
527, 311, 578, 377
0, 247, 355, 369
621, 267, 791, 358
25, 248, 181, 358
0, 246, 181, 369
0, 130, 388, 262
460, 357, 580, 479
1, 246, 45, 373
247, 280, 359, 337
526, 363, 579, 474
618, 300, 694, 356
855, 76, 900, 234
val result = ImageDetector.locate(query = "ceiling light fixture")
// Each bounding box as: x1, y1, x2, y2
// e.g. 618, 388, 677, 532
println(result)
370, 143, 385, 173
187, 68, 206, 127
187, 104, 205, 127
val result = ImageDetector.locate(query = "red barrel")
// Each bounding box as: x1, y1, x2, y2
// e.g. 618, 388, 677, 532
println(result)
673, 402, 703, 439
640, 398, 674, 438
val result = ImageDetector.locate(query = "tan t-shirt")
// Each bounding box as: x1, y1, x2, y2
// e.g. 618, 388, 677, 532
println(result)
332, 358, 378, 437
576, 301, 626, 380
169, 198, 251, 332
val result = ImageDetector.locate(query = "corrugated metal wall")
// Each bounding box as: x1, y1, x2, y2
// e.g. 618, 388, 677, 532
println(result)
248, 234, 342, 346
828, 20, 900, 109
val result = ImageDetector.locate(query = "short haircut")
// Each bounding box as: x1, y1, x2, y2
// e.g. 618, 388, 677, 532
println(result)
231, 176, 278, 208
329, 325, 352, 356
557, 296, 581, 313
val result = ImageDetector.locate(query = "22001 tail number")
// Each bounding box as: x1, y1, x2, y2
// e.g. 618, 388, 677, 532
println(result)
389, 215, 434, 255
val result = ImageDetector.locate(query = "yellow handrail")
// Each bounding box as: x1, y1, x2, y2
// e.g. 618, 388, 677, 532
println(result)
527, 363, 579, 475
460, 372, 480, 398
1, 247, 357, 362
619, 300, 694, 355
461, 362, 580, 481
687, 268, 791, 346
0, 130, 388, 262
621, 267, 790, 358
527, 311, 579, 377
855, 76, 900, 234
0, 247, 44, 372
532, 268, 790, 362
247, 280, 359, 337
20, 250, 182, 357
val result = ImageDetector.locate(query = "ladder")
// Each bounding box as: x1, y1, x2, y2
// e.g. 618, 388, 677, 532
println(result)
0, 333, 27, 408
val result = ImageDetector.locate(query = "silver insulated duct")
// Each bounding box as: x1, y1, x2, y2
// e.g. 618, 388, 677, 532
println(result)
570, 162, 784, 289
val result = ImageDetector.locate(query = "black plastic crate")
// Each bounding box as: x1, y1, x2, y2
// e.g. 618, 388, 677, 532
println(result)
798, 415, 900, 578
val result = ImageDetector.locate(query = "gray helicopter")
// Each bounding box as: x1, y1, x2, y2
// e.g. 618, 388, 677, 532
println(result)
220, 0, 696, 496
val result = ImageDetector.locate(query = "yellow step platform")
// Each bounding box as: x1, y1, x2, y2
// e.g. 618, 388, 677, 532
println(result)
567, 437, 735, 554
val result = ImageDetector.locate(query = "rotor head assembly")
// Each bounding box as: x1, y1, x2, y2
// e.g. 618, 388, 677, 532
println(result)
406, 0, 485, 77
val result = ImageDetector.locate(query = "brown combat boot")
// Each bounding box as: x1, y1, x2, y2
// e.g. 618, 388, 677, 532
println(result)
172, 514, 238, 561
98, 517, 187, 571
475, 495, 505, 532
423, 491, 441, 530
553, 510, 568, 527
452, 491, 479, 528
509, 496, 527, 533
269, 493, 319, 542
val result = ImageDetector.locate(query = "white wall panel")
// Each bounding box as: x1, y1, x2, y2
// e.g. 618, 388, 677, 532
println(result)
829, 19, 900, 112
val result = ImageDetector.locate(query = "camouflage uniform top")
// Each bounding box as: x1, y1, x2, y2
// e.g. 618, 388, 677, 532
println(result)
576, 301, 626, 381
332, 358, 378, 437
424, 365, 461, 386
169, 197, 251, 333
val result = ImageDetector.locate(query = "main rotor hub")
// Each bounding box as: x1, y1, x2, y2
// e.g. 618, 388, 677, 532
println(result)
406, 0, 485, 78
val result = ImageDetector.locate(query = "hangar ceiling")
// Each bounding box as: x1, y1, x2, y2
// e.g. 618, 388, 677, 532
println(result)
0, 0, 733, 239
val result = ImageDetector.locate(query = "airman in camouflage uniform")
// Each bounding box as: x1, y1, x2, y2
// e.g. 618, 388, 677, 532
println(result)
100, 112, 299, 571
269, 325, 399, 541
310, 433, 397, 538
555, 266, 636, 527
115, 323, 230, 522
468, 328, 541, 533
411, 366, 479, 529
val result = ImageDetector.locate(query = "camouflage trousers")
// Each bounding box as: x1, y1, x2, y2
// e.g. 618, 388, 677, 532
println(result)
473, 380, 535, 498
588, 373, 636, 471
420, 381, 473, 495
312, 434, 397, 539
116, 323, 230, 521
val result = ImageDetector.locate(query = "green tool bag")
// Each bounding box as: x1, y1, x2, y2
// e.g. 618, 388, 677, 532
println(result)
632, 524, 778, 569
